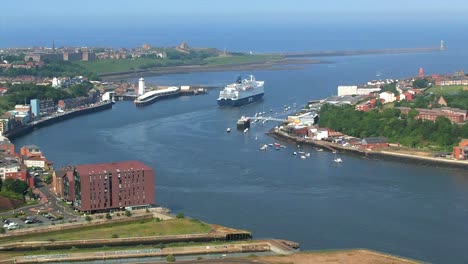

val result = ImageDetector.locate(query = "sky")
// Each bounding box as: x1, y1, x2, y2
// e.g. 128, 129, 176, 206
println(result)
2, 0, 468, 25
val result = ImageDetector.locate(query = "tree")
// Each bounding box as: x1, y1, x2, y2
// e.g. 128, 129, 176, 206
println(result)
85, 215, 92, 222
407, 109, 419, 120
0, 177, 2, 191
413, 78, 429, 88
3, 178, 29, 195
124, 210, 132, 217
166, 254, 176, 262
176, 213, 185, 219
105, 213, 112, 220
382, 82, 398, 95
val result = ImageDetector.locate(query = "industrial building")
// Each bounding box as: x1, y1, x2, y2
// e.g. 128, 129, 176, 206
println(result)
55, 160, 155, 213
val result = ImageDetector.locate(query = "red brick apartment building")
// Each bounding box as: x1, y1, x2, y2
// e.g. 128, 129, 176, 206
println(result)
55, 161, 155, 213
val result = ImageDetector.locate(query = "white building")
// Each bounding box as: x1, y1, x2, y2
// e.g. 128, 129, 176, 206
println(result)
379, 91, 396, 103
102, 91, 115, 102
52, 77, 62, 88
338, 85, 381, 96
338, 85, 358, 96
138, 77, 145, 95
309, 128, 329, 140
0, 163, 20, 180
23, 157, 47, 169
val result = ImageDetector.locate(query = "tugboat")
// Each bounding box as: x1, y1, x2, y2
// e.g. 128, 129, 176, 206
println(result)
237, 116, 251, 130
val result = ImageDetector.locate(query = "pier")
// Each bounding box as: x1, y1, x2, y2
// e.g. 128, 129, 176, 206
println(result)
266, 47, 444, 58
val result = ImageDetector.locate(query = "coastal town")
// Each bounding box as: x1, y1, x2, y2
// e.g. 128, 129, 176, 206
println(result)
247, 69, 468, 167
0, 40, 467, 263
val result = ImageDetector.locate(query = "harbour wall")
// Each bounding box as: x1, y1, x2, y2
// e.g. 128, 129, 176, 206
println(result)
4, 102, 113, 140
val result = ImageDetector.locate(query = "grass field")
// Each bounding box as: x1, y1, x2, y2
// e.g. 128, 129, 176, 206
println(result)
0, 218, 212, 244
426, 85, 467, 94
76, 54, 284, 75
0, 240, 257, 260
76, 58, 173, 74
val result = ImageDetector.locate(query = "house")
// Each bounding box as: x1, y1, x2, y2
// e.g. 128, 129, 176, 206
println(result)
438, 96, 447, 106
379, 92, 396, 103
355, 103, 370, 112
361, 137, 389, 149
453, 139, 468, 160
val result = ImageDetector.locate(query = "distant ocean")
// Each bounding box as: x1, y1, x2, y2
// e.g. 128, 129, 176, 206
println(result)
2, 20, 468, 55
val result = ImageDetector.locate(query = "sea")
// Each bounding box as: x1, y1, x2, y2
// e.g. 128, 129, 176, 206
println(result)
7, 21, 468, 264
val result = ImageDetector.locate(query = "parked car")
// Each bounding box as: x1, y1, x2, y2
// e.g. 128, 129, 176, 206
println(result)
3, 222, 18, 229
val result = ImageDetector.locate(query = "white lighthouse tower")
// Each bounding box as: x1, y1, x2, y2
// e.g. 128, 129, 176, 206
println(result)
138, 77, 145, 95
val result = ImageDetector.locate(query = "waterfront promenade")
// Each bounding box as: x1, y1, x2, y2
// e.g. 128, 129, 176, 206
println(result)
3, 101, 112, 140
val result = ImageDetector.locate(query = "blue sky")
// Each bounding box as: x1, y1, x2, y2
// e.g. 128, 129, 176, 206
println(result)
2, 0, 468, 24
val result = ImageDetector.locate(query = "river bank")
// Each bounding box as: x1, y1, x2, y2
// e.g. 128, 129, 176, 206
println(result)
3, 102, 112, 140
270, 129, 468, 170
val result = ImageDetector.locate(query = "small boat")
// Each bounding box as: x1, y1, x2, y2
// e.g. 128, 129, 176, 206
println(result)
293, 151, 297, 155
259, 144, 268, 151
280, 145, 287, 148
226, 128, 231, 133
243, 128, 249, 133
300, 155, 306, 159
306, 152, 311, 158
268, 143, 274, 147
316, 148, 324, 152
273, 143, 281, 147
298, 151, 305, 154
275, 147, 280, 150
332, 150, 337, 154
334, 153, 342, 163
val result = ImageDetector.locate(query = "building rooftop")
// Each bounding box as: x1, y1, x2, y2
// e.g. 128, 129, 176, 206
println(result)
362, 137, 388, 144
74, 160, 153, 175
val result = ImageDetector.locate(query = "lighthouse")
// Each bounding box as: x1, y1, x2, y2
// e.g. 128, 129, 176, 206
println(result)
138, 77, 145, 96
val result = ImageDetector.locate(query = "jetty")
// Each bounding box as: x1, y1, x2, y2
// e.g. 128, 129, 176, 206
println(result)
268, 46, 444, 58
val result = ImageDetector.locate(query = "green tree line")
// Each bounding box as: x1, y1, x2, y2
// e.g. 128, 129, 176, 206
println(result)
0, 82, 94, 114
0, 61, 100, 80
318, 104, 468, 150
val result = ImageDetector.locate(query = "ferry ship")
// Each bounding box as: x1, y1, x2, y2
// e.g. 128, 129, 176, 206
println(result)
217, 75, 264, 107
134, 87, 180, 107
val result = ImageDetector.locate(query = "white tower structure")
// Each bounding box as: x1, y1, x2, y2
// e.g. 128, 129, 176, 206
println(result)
138, 77, 145, 95
440, 40, 445, 50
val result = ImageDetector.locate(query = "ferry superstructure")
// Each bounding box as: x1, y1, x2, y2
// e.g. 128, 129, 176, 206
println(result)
217, 75, 264, 107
